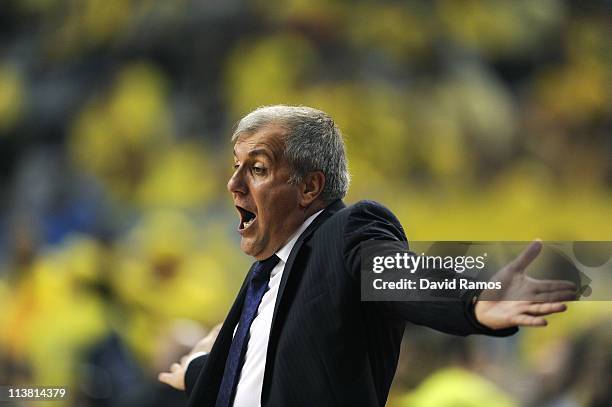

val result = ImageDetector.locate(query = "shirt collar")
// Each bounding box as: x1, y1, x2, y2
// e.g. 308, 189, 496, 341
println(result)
275, 210, 324, 263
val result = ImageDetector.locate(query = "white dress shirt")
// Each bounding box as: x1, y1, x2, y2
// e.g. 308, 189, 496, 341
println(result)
188, 210, 323, 406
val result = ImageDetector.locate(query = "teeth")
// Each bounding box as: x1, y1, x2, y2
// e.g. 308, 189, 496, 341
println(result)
243, 217, 255, 228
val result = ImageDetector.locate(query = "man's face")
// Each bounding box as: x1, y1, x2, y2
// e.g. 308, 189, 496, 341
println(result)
227, 125, 305, 260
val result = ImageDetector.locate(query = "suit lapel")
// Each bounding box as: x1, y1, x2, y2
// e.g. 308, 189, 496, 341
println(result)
259, 200, 345, 402
270, 199, 345, 327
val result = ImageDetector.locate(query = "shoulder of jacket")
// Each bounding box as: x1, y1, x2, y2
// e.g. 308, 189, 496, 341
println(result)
348, 200, 397, 217
322, 200, 399, 226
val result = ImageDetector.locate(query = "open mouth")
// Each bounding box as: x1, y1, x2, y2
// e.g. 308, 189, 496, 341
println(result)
236, 206, 257, 231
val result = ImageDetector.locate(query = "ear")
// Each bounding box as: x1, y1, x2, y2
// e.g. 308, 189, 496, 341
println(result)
298, 171, 325, 208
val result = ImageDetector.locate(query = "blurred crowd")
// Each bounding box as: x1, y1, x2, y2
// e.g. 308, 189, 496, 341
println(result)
0, 0, 610, 406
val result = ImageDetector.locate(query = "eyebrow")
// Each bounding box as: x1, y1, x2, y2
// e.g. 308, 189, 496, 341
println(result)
233, 148, 275, 162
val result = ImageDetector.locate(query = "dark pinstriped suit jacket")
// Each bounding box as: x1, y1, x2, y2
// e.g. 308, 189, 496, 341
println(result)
185, 200, 516, 406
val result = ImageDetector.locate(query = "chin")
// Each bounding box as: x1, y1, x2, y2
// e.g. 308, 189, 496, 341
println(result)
240, 236, 274, 260
240, 240, 261, 258
240, 244, 255, 257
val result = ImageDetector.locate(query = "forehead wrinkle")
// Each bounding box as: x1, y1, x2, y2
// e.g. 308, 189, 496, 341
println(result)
234, 136, 285, 163
233, 145, 276, 162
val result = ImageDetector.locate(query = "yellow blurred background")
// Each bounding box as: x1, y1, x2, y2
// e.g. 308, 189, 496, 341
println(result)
0, 0, 610, 406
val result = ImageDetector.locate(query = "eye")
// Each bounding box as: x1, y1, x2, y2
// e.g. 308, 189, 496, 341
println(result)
233, 163, 240, 170
252, 165, 266, 175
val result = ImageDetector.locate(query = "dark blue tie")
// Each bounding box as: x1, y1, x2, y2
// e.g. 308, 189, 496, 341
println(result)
216, 254, 281, 407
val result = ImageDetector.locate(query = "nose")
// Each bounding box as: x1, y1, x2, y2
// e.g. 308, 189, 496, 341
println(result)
227, 166, 247, 195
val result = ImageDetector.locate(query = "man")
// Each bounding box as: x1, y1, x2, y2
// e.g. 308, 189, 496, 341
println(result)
159, 105, 575, 406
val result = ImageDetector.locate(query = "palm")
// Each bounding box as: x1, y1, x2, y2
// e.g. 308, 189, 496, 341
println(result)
474, 240, 577, 329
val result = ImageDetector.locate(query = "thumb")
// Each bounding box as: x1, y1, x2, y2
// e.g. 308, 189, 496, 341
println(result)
510, 239, 542, 272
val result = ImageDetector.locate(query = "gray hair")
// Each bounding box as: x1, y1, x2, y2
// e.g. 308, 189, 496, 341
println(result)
232, 105, 350, 202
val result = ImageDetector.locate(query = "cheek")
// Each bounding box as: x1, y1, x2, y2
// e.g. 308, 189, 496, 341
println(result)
258, 194, 298, 229
271, 189, 299, 212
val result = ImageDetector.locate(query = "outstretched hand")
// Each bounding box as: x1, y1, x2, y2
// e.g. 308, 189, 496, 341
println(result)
474, 240, 577, 330
158, 323, 222, 391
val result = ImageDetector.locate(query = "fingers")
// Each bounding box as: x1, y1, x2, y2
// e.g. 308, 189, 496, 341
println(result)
158, 371, 180, 388
510, 240, 542, 272
511, 301, 570, 327
511, 314, 547, 327
158, 363, 186, 391
158, 372, 173, 384
530, 278, 577, 302
533, 290, 577, 302
533, 279, 577, 293
523, 302, 567, 316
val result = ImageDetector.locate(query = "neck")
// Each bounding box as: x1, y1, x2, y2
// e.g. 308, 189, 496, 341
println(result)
302, 199, 328, 220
